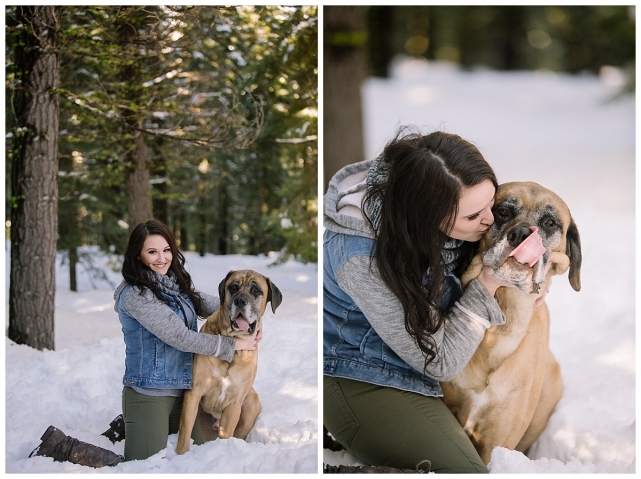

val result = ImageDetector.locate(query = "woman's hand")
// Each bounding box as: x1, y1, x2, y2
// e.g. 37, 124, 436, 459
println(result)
477, 265, 516, 296
234, 332, 258, 351
255, 321, 263, 345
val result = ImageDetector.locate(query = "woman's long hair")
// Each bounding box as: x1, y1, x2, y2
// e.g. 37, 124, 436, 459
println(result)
363, 129, 498, 372
122, 220, 202, 309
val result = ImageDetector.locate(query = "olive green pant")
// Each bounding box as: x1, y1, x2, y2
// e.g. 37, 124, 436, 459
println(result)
323, 376, 487, 474
121, 387, 204, 461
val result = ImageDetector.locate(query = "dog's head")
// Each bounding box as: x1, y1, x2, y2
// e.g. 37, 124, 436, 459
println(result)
216, 269, 283, 336
480, 181, 582, 294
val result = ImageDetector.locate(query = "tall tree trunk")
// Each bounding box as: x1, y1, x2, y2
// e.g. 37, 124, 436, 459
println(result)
9, 6, 60, 350
150, 131, 169, 224
117, 7, 154, 232
198, 214, 207, 257
323, 6, 367, 192
367, 6, 395, 77
218, 185, 229, 255
124, 131, 153, 230
69, 246, 78, 292
58, 146, 80, 292
259, 151, 270, 256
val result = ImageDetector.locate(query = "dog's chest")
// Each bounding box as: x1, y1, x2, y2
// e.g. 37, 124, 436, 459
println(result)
201, 375, 237, 413
462, 389, 491, 437
198, 355, 257, 415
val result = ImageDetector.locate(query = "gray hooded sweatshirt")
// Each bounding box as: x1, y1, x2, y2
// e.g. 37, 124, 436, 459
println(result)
324, 159, 506, 381
114, 280, 236, 363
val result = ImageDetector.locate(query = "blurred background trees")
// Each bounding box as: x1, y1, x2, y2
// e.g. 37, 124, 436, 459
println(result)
324, 5, 635, 187
6, 5, 317, 290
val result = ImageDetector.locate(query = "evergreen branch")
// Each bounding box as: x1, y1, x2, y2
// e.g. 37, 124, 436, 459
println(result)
274, 135, 317, 144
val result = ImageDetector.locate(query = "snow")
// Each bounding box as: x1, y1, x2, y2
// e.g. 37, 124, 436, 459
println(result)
5, 248, 319, 473
4, 55, 637, 474
324, 58, 636, 473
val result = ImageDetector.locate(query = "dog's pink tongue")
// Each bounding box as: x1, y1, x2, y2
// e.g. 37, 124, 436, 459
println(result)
235, 317, 250, 331
509, 227, 546, 267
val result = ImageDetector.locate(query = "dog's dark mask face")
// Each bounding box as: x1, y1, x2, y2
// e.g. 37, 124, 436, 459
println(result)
480, 182, 581, 293
217, 270, 283, 336
227, 279, 264, 334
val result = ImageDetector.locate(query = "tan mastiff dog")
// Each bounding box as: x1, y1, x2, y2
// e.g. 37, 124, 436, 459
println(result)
441, 181, 582, 465
176, 269, 282, 455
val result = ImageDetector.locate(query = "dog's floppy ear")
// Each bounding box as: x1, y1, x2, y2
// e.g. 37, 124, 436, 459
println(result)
218, 270, 235, 302
566, 219, 582, 292
265, 277, 283, 314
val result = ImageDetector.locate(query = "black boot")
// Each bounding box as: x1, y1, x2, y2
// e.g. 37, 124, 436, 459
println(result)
101, 414, 125, 444
29, 425, 124, 468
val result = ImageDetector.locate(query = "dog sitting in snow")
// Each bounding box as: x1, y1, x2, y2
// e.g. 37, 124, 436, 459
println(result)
440, 181, 582, 464
176, 269, 282, 454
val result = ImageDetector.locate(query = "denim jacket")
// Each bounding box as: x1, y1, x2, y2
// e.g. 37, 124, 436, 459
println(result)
117, 285, 198, 389
323, 231, 464, 396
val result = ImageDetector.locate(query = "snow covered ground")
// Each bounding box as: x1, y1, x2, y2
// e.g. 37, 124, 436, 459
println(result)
5, 248, 319, 473
323, 58, 636, 473
4, 56, 636, 474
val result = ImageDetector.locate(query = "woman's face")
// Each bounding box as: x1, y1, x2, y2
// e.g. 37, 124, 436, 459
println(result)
448, 179, 496, 242
139, 234, 173, 275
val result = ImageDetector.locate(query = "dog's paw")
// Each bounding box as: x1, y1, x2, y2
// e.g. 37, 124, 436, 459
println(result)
549, 251, 571, 275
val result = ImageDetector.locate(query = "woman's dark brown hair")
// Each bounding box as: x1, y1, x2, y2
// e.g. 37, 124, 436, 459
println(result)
363, 129, 498, 372
122, 220, 202, 309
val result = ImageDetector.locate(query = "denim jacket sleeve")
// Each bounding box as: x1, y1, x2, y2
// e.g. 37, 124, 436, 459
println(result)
336, 254, 505, 381
122, 287, 235, 362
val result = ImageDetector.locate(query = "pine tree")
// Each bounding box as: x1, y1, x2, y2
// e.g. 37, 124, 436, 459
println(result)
7, 6, 61, 350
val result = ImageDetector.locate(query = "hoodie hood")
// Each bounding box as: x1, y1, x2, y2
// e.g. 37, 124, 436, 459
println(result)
324, 159, 376, 239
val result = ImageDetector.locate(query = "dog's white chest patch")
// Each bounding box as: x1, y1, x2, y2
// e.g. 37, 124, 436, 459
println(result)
217, 376, 232, 405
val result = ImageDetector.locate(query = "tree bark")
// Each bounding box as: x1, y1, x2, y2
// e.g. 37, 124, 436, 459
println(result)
323, 6, 367, 192
124, 131, 153, 231
218, 185, 229, 255
117, 7, 154, 232
9, 6, 60, 350
69, 246, 78, 292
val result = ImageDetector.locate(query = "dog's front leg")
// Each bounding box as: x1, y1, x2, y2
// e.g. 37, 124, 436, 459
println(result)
233, 387, 261, 439
197, 403, 219, 442
176, 388, 204, 455
218, 402, 244, 439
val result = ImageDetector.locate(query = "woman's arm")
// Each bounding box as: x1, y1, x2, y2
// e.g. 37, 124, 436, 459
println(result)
122, 288, 236, 361
336, 255, 505, 381
194, 290, 220, 317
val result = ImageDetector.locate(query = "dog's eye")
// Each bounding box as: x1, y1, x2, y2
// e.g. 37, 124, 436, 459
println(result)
495, 207, 509, 219
251, 285, 261, 296
544, 218, 557, 228
229, 284, 239, 293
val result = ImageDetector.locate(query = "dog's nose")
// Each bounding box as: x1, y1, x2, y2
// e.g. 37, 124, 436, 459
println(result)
507, 226, 533, 248
234, 296, 247, 308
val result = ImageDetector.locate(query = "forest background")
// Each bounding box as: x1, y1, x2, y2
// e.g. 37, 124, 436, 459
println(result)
5, 5, 317, 351
324, 5, 635, 184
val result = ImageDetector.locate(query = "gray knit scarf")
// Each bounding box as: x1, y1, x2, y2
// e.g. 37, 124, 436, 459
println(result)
365, 153, 464, 274
146, 269, 182, 296
145, 269, 198, 326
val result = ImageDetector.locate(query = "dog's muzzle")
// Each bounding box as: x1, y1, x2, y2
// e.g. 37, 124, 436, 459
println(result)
231, 314, 257, 334
230, 294, 257, 334
482, 224, 551, 294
